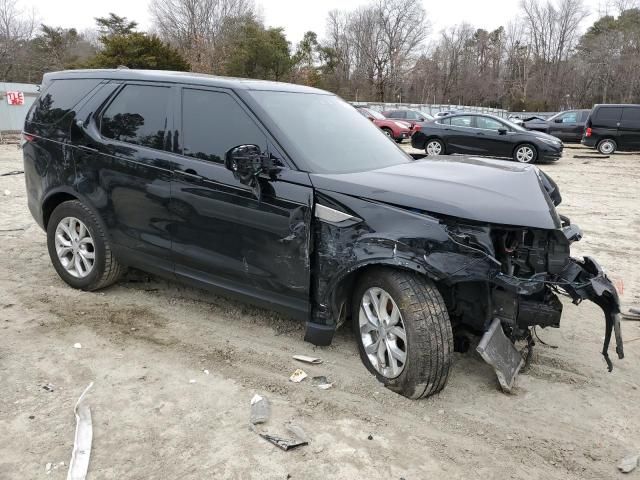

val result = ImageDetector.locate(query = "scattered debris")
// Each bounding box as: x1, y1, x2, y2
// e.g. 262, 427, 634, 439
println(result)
259, 432, 308, 451
203, 369, 210, 375
249, 394, 271, 425
311, 376, 333, 389
289, 368, 308, 383
41, 383, 55, 392
73, 343, 82, 349
45, 462, 52, 474
3, 189, 10, 196
189, 379, 196, 384
630, 307, 640, 315
622, 308, 640, 321
29, 415, 35, 420
0, 170, 24, 176
618, 454, 639, 473
573, 155, 610, 159
367, 434, 373, 440
286, 424, 308, 443
67, 383, 93, 480
292, 355, 323, 365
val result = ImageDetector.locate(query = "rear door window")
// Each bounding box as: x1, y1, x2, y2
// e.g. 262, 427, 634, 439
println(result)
450, 116, 473, 128
181, 88, 267, 163
595, 107, 623, 127
28, 78, 102, 125
388, 111, 404, 119
621, 107, 640, 128
100, 84, 171, 150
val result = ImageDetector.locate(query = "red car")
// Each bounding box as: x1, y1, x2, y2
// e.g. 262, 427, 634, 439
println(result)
356, 107, 413, 142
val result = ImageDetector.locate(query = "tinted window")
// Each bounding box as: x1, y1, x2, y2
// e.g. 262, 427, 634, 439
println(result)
101, 84, 170, 150
405, 111, 419, 120
247, 91, 410, 174
450, 116, 473, 127
595, 107, 623, 126
476, 116, 504, 130
438, 118, 451, 125
386, 111, 404, 119
182, 89, 266, 163
621, 107, 640, 127
28, 79, 101, 125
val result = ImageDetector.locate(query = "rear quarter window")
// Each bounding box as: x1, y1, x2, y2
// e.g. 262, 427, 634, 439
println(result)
621, 107, 640, 128
27, 79, 102, 125
594, 106, 623, 126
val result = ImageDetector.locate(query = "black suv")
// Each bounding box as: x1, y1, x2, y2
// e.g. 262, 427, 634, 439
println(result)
23, 69, 623, 398
582, 104, 640, 154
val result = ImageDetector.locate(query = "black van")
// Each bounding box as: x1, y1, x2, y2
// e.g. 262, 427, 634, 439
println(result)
582, 104, 640, 154
22, 69, 623, 398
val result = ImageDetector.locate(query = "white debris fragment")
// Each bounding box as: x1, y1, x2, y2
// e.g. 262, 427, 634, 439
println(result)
3, 189, 10, 196
67, 382, 93, 480
292, 355, 323, 365
45, 462, 52, 474
73, 343, 82, 349
189, 379, 196, 384
203, 369, 210, 375
618, 454, 639, 474
289, 369, 308, 383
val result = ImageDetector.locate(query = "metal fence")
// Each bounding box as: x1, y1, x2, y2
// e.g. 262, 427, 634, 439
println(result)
350, 102, 509, 118
0, 82, 39, 134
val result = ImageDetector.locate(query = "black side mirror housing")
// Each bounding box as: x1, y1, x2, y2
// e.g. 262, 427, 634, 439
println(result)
498, 128, 508, 135
554, 118, 563, 123
225, 144, 279, 186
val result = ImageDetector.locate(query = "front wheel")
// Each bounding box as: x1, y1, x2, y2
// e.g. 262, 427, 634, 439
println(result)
352, 268, 453, 399
597, 138, 616, 155
381, 127, 393, 139
513, 144, 537, 163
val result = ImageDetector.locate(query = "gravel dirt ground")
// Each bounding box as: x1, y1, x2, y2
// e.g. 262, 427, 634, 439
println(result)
1, 142, 639, 479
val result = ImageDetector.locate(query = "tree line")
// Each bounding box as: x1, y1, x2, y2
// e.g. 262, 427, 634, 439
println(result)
1, 0, 639, 110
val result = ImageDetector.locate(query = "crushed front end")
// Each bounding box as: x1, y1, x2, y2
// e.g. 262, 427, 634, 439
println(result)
446, 219, 624, 391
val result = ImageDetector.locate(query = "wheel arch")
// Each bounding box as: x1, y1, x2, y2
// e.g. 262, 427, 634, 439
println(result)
42, 189, 80, 229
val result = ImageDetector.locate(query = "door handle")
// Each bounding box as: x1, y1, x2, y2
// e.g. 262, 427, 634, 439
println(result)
175, 169, 203, 180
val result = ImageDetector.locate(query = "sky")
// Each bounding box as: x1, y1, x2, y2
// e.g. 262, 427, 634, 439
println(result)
24, 0, 614, 44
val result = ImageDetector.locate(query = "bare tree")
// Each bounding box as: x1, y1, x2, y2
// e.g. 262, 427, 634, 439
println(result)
0, 0, 36, 80
149, 0, 255, 72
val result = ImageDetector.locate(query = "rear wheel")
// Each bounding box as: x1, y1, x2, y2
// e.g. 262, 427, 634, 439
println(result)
47, 200, 124, 291
352, 268, 453, 399
425, 138, 445, 156
597, 138, 616, 155
513, 143, 537, 163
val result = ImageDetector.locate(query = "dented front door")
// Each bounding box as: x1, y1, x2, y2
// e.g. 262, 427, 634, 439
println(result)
169, 86, 313, 319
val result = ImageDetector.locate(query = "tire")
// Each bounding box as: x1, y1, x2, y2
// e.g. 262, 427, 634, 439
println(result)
425, 138, 445, 156
352, 268, 453, 399
47, 200, 124, 291
513, 143, 537, 163
381, 127, 393, 138
597, 138, 617, 155
395, 138, 404, 144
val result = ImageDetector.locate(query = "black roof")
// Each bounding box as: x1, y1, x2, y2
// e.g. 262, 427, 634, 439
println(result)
43, 69, 331, 95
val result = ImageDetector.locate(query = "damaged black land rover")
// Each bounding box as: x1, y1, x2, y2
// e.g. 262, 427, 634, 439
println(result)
23, 70, 623, 398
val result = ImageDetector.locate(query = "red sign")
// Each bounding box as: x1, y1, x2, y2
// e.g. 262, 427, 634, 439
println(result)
6, 91, 25, 105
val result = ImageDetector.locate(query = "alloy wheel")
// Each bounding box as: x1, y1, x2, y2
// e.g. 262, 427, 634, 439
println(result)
54, 217, 95, 278
359, 287, 408, 378
426, 141, 442, 155
599, 140, 615, 154
515, 146, 535, 163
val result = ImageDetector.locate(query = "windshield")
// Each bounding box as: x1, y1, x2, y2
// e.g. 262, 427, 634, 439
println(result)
247, 91, 411, 174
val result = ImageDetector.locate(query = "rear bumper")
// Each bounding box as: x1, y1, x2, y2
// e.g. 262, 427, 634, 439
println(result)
581, 136, 597, 147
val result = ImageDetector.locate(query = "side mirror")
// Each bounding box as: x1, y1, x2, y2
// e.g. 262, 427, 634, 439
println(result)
225, 144, 278, 186
554, 118, 563, 123
368, 116, 374, 121
419, 117, 425, 122
498, 128, 508, 135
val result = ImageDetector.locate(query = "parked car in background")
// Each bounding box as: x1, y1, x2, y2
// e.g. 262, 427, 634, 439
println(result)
356, 107, 412, 142
523, 109, 590, 142
582, 104, 640, 154
382, 109, 433, 134
434, 110, 458, 118
411, 112, 563, 163
23, 69, 623, 399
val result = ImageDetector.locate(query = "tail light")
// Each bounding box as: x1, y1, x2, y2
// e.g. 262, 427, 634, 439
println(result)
21, 132, 35, 148
585, 127, 592, 137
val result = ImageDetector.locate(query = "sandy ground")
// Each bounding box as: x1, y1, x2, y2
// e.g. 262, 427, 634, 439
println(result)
0, 142, 639, 479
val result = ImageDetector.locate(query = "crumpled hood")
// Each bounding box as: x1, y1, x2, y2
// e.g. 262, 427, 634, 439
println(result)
310, 156, 562, 229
